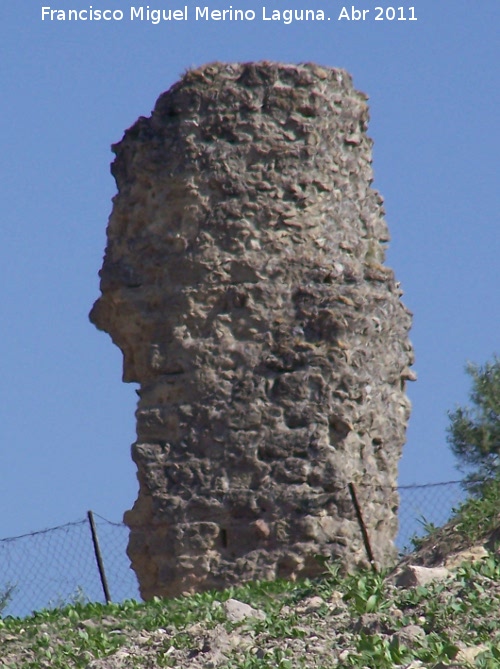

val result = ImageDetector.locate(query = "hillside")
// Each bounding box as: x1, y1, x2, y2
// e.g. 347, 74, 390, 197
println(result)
1, 482, 500, 669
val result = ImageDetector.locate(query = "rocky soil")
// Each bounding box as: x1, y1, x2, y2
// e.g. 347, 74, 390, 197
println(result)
2, 518, 500, 669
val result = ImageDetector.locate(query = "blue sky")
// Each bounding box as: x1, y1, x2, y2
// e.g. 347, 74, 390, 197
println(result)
1, 0, 499, 539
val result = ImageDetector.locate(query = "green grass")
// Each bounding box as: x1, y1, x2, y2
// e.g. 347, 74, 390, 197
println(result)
2, 484, 500, 668
2, 555, 500, 668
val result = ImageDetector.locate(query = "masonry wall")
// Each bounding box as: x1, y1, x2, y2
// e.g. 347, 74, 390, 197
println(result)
90, 62, 415, 600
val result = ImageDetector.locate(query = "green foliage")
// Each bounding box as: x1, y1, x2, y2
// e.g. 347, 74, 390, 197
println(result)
343, 631, 460, 667
452, 474, 500, 542
408, 515, 440, 551
48, 585, 90, 610
342, 569, 390, 614
344, 634, 412, 667
475, 646, 500, 668
447, 355, 500, 492
2, 551, 500, 668
0, 582, 16, 617
225, 646, 303, 669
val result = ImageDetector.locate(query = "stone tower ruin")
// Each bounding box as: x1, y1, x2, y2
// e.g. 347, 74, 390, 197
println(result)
90, 62, 414, 600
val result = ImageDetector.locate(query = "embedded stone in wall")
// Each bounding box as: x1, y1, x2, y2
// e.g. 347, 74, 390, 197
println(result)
90, 61, 415, 600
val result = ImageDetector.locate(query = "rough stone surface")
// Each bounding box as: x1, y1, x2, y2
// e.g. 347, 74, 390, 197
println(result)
392, 624, 426, 647
223, 599, 266, 623
395, 565, 450, 588
444, 545, 489, 570
90, 61, 414, 600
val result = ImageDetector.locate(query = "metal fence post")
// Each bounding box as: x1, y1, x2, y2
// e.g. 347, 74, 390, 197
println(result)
87, 510, 112, 604
348, 482, 377, 572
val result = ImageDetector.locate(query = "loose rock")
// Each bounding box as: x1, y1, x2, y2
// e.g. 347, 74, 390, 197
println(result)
223, 598, 266, 623
395, 565, 450, 588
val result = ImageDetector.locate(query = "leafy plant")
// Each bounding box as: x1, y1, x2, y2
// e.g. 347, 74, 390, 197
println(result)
48, 585, 89, 610
452, 474, 500, 542
342, 569, 390, 614
416, 514, 439, 536
0, 582, 16, 617
343, 634, 413, 667
475, 646, 500, 668
2, 541, 500, 668
447, 355, 500, 492
407, 514, 440, 550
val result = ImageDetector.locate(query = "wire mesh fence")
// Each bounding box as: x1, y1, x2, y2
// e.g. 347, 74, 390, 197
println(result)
397, 480, 467, 551
1, 480, 470, 618
0, 515, 140, 619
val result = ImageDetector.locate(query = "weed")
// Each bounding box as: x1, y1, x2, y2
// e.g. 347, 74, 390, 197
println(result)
342, 569, 390, 614
343, 633, 413, 667
2, 495, 500, 669
0, 582, 16, 616
408, 514, 440, 550
453, 475, 500, 542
